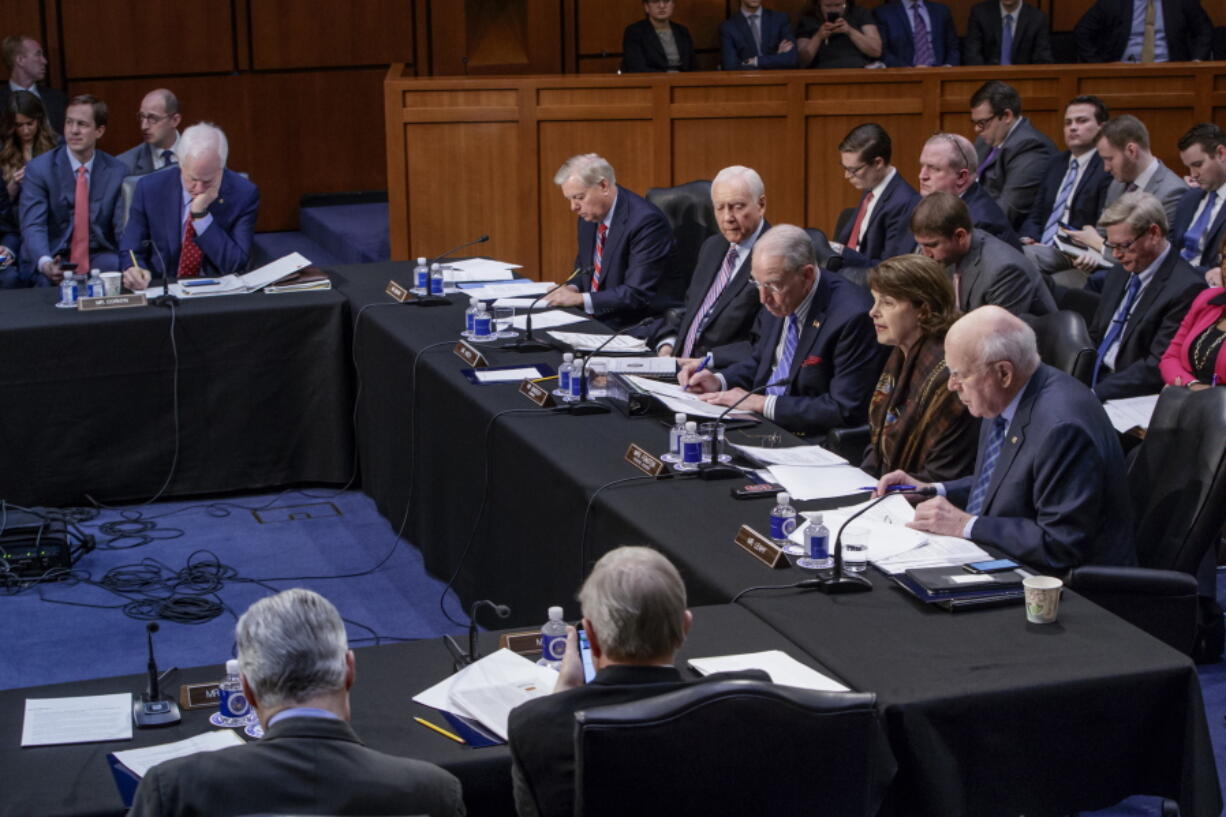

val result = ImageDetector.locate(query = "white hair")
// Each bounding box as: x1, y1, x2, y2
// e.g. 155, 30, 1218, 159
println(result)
579, 546, 687, 661
179, 121, 229, 166
236, 588, 348, 709
712, 165, 765, 199
554, 153, 616, 187
754, 224, 816, 275
925, 132, 978, 174
973, 309, 1041, 376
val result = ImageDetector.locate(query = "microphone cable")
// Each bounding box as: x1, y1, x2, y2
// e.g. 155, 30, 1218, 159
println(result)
577, 473, 662, 582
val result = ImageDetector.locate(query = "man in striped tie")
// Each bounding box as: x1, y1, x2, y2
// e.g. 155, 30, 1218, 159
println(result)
876, 306, 1135, 570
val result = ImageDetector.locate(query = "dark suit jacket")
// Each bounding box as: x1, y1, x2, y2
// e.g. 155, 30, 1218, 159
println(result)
955, 228, 1056, 316
128, 716, 465, 817
0, 84, 66, 134
508, 665, 768, 817
963, 181, 1023, 250
1018, 150, 1112, 241
622, 19, 694, 72
720, 271, 887, 435
116, 142, 160, 177
571, 184, 676, 330
719, 9, 798, 69
120, 165, 260, 277
873, 0, 961, 66
945, 364, 1136, 570
1089, 247, 1205, 399
1169, 186, 1226, 274
975, 118, 1058, 232
1074, 0, 1212, 62
963, 1, 1054, 64
839, 171, 922, 267
18, 145, 125, 284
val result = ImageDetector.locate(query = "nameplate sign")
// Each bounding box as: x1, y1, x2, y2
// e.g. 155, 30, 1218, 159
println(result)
453, 340, 488, 368
385, 280, 411, 303
179, 682, 221, 710
499, 630, 543, 656
77, 293, 147, 311
735, 524, 787, 569
519, 378, 555, 407
625, 443, 666, 477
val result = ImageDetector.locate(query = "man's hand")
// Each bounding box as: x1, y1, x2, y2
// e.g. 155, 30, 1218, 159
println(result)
1020, 236, 1035, 245
657, 344, 675, 357
1071, 253, 1101, 273
542, 284, 584, 308
39, 257, 63, 284
698, 387, 764, 413
1206, 266, 1222, 287
874, 469, 929, 498
678, 360, 720, 392
123, 266, 152, 291
828, 17, 851, 35
1064, 225, 1103, 251
907, 496, 972, 537
777, 39, 794, 53
553, 626, 585, 693
190, 175, 221, 216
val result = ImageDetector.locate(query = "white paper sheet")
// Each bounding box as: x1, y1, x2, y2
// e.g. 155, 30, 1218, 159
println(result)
871, 535, 989, 574
512, 310, 587, 330
240, 252, 312, 291
731, 442, 847, 467
473, 367, 544, 383
1103, 393, 1161, 433
466, 281, 554, 300
412, 648, 557, 741
22, 693, 133, 746
786, 494, 927, 561
621, 374, 754, 418
447, 258, 522, 281
769, 464, 875, 501
110, 730, 245, 778
492, 298, 551, 310
549, 332, 649, 353
688, 650, 849, 693
589, 356, 677, 376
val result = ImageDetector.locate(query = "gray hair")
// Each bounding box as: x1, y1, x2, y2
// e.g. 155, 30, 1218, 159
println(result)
1098, 190, 1168, 236
236, 588, 348, 709
925, 132, 978, 174
712, 165, 765, 199
973, 310, 1041, 377
146, 88, 179, 116
578, 546, 687, 662
179, 122, 229, 166
554, 153, 616, 187
754, 224, 816, 275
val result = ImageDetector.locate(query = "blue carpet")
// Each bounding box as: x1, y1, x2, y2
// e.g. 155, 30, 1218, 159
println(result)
1, 490, 468, 691
299, 202, 389, 264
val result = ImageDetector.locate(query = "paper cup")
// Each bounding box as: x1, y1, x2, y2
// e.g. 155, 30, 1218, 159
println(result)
101, 271, 122, 296
1023, 575, 1063, 624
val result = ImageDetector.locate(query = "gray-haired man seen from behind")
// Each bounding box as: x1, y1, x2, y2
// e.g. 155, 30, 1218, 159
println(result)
128, 588, 465, 817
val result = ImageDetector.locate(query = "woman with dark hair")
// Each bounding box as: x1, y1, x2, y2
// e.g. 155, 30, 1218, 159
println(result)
0, 89, 56, 201
622, 0, 694, 72
1160, 239, 1226, 389
861, 254, 978, 481
796, 0, 882, 69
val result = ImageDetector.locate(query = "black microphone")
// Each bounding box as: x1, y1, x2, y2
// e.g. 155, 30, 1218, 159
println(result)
506, 266, 590, 353
561, 316, 654, 415
412, 234, 490, 308
132, 621, 181, 727
467, 599, 512, 665
143, 239, 177, 308
696, 375, 793, 480
430, 234, 490, 268
817, 487, 937, 595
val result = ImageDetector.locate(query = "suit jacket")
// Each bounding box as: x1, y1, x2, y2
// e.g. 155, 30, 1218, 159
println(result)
0, 84, 66, 135
1168, 186, 1226, 274
1018, 150, 1113, 241
963, 1, 1054, 64
508, 665, 768, 817
622, 18, 694, 72
128, 716, 465, 817
873, 0, 961, 67
838, 171, 922, 267
975, 117, 1058, 231
963, 181, 1024, 250
954, 228, 1056, 316
720, 8, 798, 69
1088, 161, 1189, 291
116, 142, 160, 177
945, 364, 1137, 570
571, 185, 676, 330
18, 145, 126, 283
120, 165, 260, 277
1074, 0, 1212, 62
1160, 286, 1226, 385
720, 271, 887, 435
1089, 247, 1204, 399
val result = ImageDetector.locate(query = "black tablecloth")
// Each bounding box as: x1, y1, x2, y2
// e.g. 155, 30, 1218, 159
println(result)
0, 286, 354, 506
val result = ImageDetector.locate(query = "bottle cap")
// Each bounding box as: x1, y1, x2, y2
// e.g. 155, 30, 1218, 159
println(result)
563, 352, 574, 361
777, 492, 790, 504
685, 421, 697, 431
548, 605, 563, 620
417, 257, 426, 264
431, 262, 441, 270
225, 658, 239, 675
811, 512, 823, 524
674, 412, 686, 423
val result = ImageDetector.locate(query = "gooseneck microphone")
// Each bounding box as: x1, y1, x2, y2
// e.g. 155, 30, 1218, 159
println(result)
696, 375, 793, 480
561, 316, 654, 415
818, 487, 937, 594
506, 266, 590, 353
442, 599, 512, 669
429, 234, 489, 269
144, 239, 178, 308
413, 234, 491, 307
133, 622, 181, 727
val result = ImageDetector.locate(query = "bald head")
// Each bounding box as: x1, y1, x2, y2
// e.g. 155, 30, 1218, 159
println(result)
946, 306, 1040, 418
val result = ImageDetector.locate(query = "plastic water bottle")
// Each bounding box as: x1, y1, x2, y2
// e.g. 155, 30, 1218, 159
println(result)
413, 256, 429, 294
797, 513, 833, 570
769, 492, 798, 548
675, 421, 702, 472
59, 273, 78, 305
569, 360, 586, 400
429, 262, 445, 296
472, 301, 493, 340
462, 297, 478, 338
539, 606, 568, 670
87, 268, 104, 298
661, 412, 687, 463
555, 353, 574, 397
210, 659, 252, 727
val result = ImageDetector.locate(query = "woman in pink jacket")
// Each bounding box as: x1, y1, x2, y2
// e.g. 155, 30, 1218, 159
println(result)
1160, 287, 1226, 388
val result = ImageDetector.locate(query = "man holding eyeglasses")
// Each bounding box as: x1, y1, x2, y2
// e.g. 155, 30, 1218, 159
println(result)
969, 81, 1056, 232
118, 89, 182, 176
835, 123, 920, 272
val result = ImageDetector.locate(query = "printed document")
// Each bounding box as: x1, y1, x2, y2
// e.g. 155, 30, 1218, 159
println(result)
621, 374, 754, 418
549, 332, 649, 353
731, 442, 846, 467
22, 693, 133, 746
689, 650, 849, 693
1103, 393, 1160, 433
413, 648, 557, 741
110, 730, 245, 778
511, 310, 587, 330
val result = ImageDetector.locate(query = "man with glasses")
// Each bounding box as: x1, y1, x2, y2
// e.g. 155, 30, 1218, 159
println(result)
835, 123, 920, 272
118, 89, 182, 176
877, 305, 1135, 571
679, 224, 885, 436
969, 81, 1056, 232
918, 132, 1022, 250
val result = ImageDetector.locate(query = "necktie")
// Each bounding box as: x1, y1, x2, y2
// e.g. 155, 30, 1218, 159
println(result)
749, 14, 763, 56
70, 165, 89, 271
178, 216, 203, 278
1181, 190, 1218, 263
767, 314, 799, 396
967, 416, 1008, 515
681, 243, 739, 358
846, 191, 874, 251
1142, 0, 1156, 62
1001, 14, 1014, 64
591, 223, 607, 292
977, 147, 1000, 177
1125, 181, 1139, 194
161, 149, 176, 166
1092, 273, 1143, 385
1041, 157, 1080, 244
911, 3, 935, 66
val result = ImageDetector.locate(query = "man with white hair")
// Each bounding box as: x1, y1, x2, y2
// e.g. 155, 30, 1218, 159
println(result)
121, 121, 259, 290
877, 305, 1136, 570
918, 132, 1023, 250
128, 588, 465, 817
507, 546, 765, 817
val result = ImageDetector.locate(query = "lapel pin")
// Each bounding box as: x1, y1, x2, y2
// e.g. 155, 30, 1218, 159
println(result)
811, 319, 821, 329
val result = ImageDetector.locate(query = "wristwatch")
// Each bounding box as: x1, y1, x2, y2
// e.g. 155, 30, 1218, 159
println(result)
190, 210, 208, 219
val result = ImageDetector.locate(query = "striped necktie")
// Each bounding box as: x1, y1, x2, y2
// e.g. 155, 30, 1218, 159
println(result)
591, 223, 607, 292
911, 3, 935, 66
767, 314, 799, 396
1181, 191, 1218, 263
1041, 157, 1080, 245
681, 243, 739, 358
967, 416, 1008, 515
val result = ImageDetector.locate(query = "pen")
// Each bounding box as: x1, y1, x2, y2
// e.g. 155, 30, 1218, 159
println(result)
693, 352, 713, 375
857, 484, 918, 492
414, 716, 465, 744
530, 375, 558, 383
128, 249, 139, 270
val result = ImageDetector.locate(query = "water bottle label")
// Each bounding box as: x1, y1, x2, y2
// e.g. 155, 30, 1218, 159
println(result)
430, 276, 444, 295
670, 428, 682, 454
808, 532, 829, 560
61, 281, 78, 303
541, 632, 567, 662
570, 374, 584, 397
88, 280, 105, 298
474, 315, 492, 336
682, 440, 702, 463
219, 687, 250, 718
416, 269, 429, 289
560, 370, 571, 391
466, 312, 475, 333
770, 514, 797, 540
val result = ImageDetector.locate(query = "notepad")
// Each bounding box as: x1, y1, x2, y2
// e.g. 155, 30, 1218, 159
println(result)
22, 693, 133, 746
688, 650, 849, 693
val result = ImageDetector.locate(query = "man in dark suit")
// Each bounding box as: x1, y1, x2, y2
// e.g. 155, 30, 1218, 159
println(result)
645, 165, 766, 367
680, 224, 886, 436
117, 89, 182, 176
622, 3, 694, 72
970, 81, 1057, 231
0, 35, 66, 134
508, 546, 765, 817
963, 0, 1054, 64
1172, 123, 1226, 285
836, 122, 921, 269
918, 132, 1023, 249
873, 0, 960, 66
720, 0, 798, 69
121, 122, 260, 289
129, 588, 465, 817
18, 95, 125, 286
1089, 191, 1204, 399
878, 306, 1136, 571
1074, 0, 1212, 62
544, 153, 676, 329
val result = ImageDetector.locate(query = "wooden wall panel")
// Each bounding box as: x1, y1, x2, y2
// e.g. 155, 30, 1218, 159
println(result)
249, 0, 415, 70
674, 117, 802, 223
58, 1, 235, 77
0, 1, 46, 48
428, 0, 563, 76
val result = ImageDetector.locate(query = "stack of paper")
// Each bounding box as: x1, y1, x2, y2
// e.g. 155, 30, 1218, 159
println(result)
110, 730, 245, 778
466, 281, 554, 300
589, 356, 677, 376
731, 442, 847, 467
621, 374, 754, 419
412, 648, 558, 742
769, 464, 875, 500
688, 650, 849, 692
21, 693, 133, 746
1103, 393, 1160, 433
511, 310, 587, 330
549, 332, 648, 353
446, 258, 522, 282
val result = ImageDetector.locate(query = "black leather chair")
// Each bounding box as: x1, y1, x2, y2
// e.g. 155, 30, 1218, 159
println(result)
1048, 278, 1101, 325
1024, 309, 1096, 386
573, 679, 895, 817
646, 180, 717, 307
834, 206, 857, 243
805, 227, 841, 270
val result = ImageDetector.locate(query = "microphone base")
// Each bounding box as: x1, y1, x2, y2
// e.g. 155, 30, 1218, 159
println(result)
133, 697, 181, 728
151, 293, 180, 308
810, 572, 873, 594
411, 295, 451, 307
697, 462, 743, 480
504, 336, 554, 353
559, 400, 611, 416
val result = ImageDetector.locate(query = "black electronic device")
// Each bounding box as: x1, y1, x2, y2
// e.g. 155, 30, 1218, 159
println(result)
826, 10, 842, 22
133, 623, 182, 727
963, 558, 1021, 574
0, 506, 95, 582
731, 482, 786, 500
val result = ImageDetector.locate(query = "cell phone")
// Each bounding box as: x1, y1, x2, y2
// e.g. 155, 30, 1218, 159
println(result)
731, 481, 785, 500
577, 625, 596, 683
58, 262, 78, 273
1057, 222, 1078, 232
183, 279, 220, 288
826, 11, 842, 22
963, 558, 1020, 574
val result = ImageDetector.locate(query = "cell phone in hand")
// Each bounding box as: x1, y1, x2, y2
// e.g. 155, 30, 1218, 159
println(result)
577, 625, 596, 683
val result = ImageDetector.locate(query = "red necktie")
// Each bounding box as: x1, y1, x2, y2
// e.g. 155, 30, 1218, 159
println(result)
178, 217, 202, 278
591, 223, 607, 292
70, 166, 89, 271
846, 191, 873, 252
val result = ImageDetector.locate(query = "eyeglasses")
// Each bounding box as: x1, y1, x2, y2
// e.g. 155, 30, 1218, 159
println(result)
970, 113, 1001, 131
750, 278, 788, 293
948, 359, 1004, 385
1103, 235, 1142, 253
841, 161, 868, 176
137, 113, 170, 125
